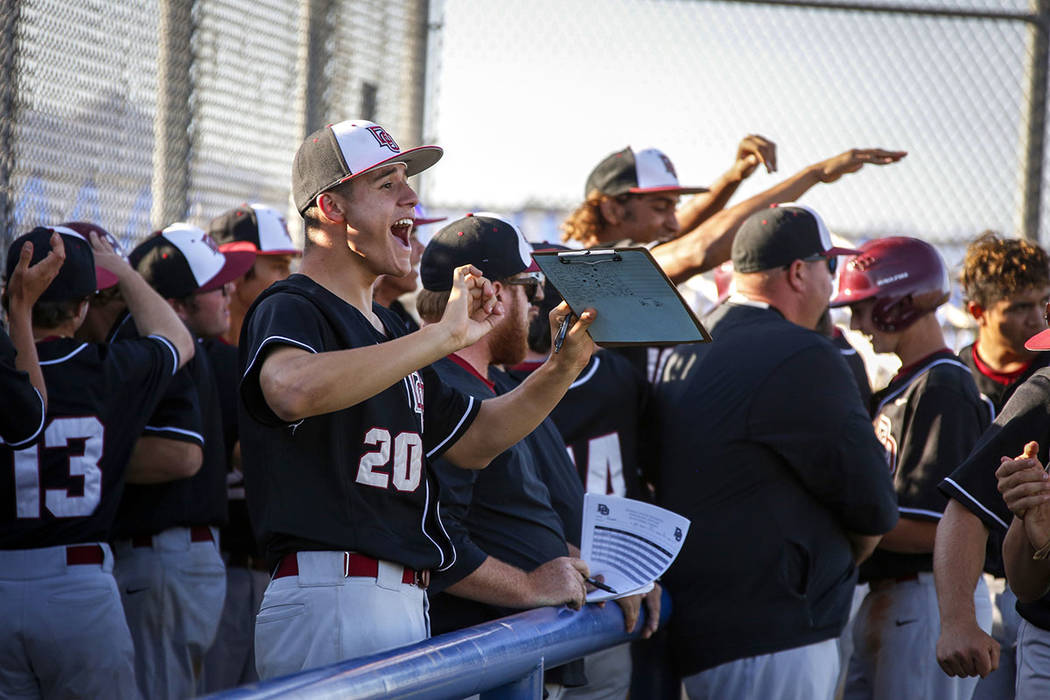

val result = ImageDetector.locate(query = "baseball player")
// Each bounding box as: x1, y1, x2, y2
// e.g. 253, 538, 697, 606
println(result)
654, 206, 898, 699
1, 230, 65, 447
240, 120, 596, 679
935, 231, 1050, 698
110, 223, 255, 700
830, 236, 993, 700
0, 225, 194, 699
199, 203, 300, 691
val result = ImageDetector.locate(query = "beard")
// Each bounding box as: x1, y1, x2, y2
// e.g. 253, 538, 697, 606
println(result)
489, 312, 529, 366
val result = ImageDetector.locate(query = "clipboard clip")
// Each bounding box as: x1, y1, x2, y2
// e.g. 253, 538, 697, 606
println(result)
558, 250, 622, 265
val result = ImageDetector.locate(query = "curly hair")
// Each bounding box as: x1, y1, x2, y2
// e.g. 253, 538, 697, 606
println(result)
961, 231, 1050, 308
561, 191, 629, 244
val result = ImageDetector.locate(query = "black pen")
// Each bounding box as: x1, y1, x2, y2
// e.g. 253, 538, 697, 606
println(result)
553, 315, 572, 354
585, 576, 617, 595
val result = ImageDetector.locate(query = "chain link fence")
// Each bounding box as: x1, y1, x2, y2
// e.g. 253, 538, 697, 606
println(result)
0, 0, 428, 259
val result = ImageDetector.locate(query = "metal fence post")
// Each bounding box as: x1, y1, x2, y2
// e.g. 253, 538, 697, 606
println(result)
151, 0, 195, 230
1022, 0, 1050, 242
480, 661, 544, 700
0, 0, 21, 246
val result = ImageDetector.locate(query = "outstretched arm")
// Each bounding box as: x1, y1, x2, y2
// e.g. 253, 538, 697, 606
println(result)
653, 148, 908, 284
675, 134, 777, 232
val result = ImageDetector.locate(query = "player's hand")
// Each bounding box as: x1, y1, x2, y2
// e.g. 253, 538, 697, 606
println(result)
812, 148, 907, 184
525, 556, 589, 610
640, 582, 662, 638
546, 302, 596, 374
6, 232, 65, 311
936, 621, 1000, 678
732, 134, 776, 179
87, 230, 134, 279
440, 264, 503, 349
996, 442, 1050, 518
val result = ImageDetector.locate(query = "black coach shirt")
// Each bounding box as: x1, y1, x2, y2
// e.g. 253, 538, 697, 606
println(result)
859, 350, 990, 582
1, 335, 178, 547
940, 369, 1050, 630
653, 301, 898, 676
0, 326, 45, 448
239, 275, 479, 571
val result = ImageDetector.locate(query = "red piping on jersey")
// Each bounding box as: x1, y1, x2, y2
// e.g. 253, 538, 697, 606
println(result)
892, 347, 952, 383
971, 343, 1033, 386
448, 353, 495, 392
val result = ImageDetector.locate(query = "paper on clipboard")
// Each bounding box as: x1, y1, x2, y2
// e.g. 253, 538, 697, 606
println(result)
580, 494, 690, 603
532, 248, 712, 347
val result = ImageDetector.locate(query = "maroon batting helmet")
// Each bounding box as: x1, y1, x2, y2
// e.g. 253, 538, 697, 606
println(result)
830, 236, 950, 332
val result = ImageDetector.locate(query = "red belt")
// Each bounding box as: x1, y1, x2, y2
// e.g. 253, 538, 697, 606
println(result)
66, 544, 104, 566
131, 526, 214, 548
273, 552, 427, 588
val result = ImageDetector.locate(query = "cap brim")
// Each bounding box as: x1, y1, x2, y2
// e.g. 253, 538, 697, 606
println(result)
628, 185, 710, 195
95, 267, 120, 290
826, 246, 864, 257
219, 240, 301, 257
1026, 328, 1050, 351
336, 145, 444, 187
198, 250, 257, 292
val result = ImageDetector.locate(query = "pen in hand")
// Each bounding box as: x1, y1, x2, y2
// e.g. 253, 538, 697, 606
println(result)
553, 314, 573, 354
585, 576, 617, 595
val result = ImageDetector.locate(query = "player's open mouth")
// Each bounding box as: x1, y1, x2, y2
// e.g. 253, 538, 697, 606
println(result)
390, 218, 413, 248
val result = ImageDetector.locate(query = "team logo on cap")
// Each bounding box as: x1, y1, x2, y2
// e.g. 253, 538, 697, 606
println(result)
201, 233, 221, 254
368, 126, 401, 153
658, 153, 677, 178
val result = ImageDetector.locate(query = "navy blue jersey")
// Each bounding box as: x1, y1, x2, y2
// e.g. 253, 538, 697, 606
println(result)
940, 368, 1050, 629
0, 326, 45, 449
860, 351, 990, 582
238, 274, 479, 570
508, 349, 652, 501
0, 336, 178, 547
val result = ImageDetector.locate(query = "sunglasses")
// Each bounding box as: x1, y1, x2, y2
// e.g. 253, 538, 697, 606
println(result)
503, 271, 545, 303
798, 253, 838, 275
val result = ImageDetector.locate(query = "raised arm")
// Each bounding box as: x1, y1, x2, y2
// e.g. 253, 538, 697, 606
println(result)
653, 148, 908, 284
674, 134, 777, 232
88, 231, 194, 368
260, 265, 501, 423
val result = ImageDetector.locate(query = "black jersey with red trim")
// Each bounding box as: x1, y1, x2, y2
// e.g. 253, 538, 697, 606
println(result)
958, 342, 1050, 417
939, 368, 1050, 628
238, 274, 479, 570
0, 335, 179, 548
859, 350, 990, 583
427, 354, 570, 631
506, 350, 651, 502
0, 326, 45, 449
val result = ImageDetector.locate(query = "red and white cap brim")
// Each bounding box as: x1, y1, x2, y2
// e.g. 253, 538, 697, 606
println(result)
1026, 328, 1050, 351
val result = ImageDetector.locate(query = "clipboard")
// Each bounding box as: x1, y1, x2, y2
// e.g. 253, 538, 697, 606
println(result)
532, 248, 712, 347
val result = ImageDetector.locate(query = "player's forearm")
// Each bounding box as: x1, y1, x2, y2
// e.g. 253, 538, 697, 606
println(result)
125, 436, 203, 484
7, 302, 47, 409
933, 501, 988, 624
876, 516, 938, 554
117, 270, 194, 367
1004, 516, 1050, 602
444, 358, 580, 469
674, 171, 744, 234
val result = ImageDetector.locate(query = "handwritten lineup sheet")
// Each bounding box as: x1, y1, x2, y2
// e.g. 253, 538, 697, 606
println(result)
580, 493, 690, 603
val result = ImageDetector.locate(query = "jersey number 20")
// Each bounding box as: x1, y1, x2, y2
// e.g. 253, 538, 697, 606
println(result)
357, 428, 423, 492
13, 416, 104, 518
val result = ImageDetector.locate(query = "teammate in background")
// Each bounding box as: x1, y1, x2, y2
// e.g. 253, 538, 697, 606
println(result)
506, 244, 659, 700
240, 120, 596, 679
654, 206, 898, 699
200, 204, 300, 691
935, 232, 1050, 697
208, 204, 300, 346
110, 224, 255, 700
1, 231, 65, 445
0, 225, 194, 699
373, 203, 446, 332
830, 236, 992, 700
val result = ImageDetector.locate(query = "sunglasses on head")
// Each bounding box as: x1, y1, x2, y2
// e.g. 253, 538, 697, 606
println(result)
503, 271, 545, 303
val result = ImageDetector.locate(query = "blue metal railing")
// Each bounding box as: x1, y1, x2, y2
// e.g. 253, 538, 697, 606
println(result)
205, 590, 670, 700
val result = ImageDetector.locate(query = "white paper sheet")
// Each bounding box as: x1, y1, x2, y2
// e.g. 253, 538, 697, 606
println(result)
580, 493, 690, 602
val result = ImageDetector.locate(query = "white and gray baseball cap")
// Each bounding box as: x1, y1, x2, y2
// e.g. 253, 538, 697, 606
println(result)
585, 146, 709, 198
130, 223, 256, 298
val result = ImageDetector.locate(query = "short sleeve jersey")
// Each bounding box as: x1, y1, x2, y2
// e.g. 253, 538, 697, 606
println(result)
0, 335, 179, 548
940, 369, 1050, 628
859, 350, 990, 582
0, 326, 45, 448
238, 275, 479, 570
